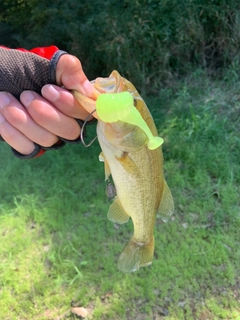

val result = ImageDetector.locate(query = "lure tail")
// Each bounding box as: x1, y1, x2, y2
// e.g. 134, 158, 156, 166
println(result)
117, 236, 155, 273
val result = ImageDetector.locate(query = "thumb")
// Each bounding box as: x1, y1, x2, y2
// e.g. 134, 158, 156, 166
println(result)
56, 54, 98, 100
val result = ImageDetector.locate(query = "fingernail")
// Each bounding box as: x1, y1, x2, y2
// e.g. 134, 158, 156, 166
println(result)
0, 92, 10, 109
42, 84, 60, 101
21, 91, 35, 107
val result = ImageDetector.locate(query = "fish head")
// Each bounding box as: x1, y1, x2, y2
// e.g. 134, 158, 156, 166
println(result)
73, 71, 162, 150
95, 72, 163, 150
72, 70, 151, 121
72, 70, 123, 118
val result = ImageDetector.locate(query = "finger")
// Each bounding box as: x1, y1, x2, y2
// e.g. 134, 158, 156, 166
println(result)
0, 110, 35, 155
56, 54, 99, 99
20, 91, 81, 140
41, 84, 92, 120
0, 92, 58, 148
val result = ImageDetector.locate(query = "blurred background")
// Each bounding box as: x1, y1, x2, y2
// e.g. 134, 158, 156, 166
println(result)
0, 1, 240, 319
1, 0, 240, 93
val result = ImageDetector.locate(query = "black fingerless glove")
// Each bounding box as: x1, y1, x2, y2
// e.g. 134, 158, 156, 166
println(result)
0, 48, 66, 99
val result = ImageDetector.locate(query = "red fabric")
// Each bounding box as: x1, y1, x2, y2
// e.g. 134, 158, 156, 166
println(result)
0, 45, 59, 60
29, 46, 59, 60
34, 149, 46, 158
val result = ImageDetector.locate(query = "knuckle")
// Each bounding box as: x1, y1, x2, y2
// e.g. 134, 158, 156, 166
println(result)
67, 121, 81, 140
60, 121, 80, 140
68, 55, 82, 72
38, 135, 58, 148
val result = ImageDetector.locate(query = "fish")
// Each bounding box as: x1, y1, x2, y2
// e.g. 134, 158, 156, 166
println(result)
73, 71, 174, 273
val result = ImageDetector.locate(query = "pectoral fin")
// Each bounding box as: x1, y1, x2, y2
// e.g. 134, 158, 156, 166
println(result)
107, 197, 129, 224
157, 180, 174, 222
99, 152, 105, 162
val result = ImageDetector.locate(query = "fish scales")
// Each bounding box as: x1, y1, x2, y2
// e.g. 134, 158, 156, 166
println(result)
97, 121, 163, 244
73, 70, 174, 273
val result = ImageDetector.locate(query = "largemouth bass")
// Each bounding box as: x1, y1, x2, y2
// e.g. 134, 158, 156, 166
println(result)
73, 71, 174, 273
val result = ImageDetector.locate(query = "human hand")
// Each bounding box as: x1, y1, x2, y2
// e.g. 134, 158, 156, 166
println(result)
0, 54, 98, 157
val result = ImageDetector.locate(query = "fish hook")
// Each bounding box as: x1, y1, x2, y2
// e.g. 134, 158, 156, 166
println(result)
80, 109, 98, 147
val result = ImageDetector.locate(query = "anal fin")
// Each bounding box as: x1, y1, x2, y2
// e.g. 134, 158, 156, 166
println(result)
158, 180, 174, 222
107, 197, 129, 224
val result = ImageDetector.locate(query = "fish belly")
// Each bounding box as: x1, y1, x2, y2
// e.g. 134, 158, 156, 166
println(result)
97, 123, 164, 243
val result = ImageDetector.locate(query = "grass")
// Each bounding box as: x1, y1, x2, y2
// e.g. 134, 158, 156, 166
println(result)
0, 71, 240, 319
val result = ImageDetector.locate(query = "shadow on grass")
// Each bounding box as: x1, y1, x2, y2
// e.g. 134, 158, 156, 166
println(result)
0, 82, 240, 319
0, 142, 239, 320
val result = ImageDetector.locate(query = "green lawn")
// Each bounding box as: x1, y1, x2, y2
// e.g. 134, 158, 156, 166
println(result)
0, 72, 240, 319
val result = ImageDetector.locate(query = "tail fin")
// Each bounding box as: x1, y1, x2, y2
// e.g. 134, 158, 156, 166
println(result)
117, 236, 154, 273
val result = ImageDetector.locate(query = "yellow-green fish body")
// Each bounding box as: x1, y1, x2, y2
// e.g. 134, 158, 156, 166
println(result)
73, 71, 174, 273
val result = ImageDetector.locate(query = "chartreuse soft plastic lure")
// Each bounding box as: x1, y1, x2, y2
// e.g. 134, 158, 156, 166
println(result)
96, 92, 163, 150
